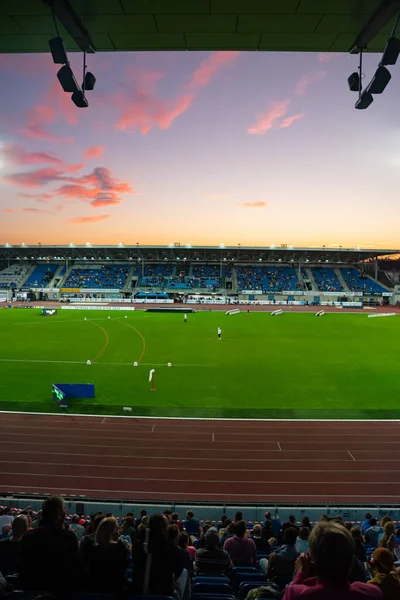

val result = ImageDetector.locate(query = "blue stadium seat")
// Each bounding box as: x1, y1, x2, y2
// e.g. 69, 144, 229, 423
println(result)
234, 572, 266, 592
192, 582, 233, 595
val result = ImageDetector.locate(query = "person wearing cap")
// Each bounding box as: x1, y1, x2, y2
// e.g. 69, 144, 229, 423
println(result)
368, 548, 400, 599
195, 527, 232, 575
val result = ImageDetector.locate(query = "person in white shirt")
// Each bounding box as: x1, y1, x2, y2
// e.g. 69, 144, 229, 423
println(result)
184, 313, 187, 323
0, 507, 14, 529
217, 327, 222, 340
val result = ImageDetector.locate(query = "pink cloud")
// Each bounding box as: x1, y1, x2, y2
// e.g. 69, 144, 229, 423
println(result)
115, 52, 239, 134
49, 80, 79, 126
279, 113, 304, 128
69, 215, 110, 224
20, 104, 73, 143
241, 202, 267, 208
3, 144, 83, 172
4, 165, 134, 209
294, 71, 327, 95
84, 146, 105, 159
3, 167, 65, 188
188, 51, 241, 88
3, 207, 53, 214
247, 100, 290, 135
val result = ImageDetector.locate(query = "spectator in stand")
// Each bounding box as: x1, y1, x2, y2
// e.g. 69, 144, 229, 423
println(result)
262, 519, 275, 541
183, 510, 201, 537
135, 509, 147, 529
282, 516, 299, 539
351, 526, 367, 563
252, 524, 272, 553
164, 509, 173, 523
264, 512, 283, 540
362, 513, 373, 535
80, 512, 104, 556
195, 527, 233, 575
379, 523, 400, 549
224, 520, 256, 566
0, 514, 28, 576
220, 520, 234, 546
378, 517, 393, 543
194, 523, 211, 549
168, 524, 192, 574
365, 518, 381, 547
263, 527, 299, 581
179, 531, 196, 562
368, 548, 400, 599
0, 508, 13, 530
283, 521, 382, 600
70, 514, 85, 541
132, 514, 185, 598
234, 511, 243, 523
296, 527, 310, 554
119, 515, 135, 543
31, 510, 42, 529
171, 512, 183, 531
301, 516, 313, 531
217, 515, 228, 531
19, 495, 79, 595
82, 516, 128, 593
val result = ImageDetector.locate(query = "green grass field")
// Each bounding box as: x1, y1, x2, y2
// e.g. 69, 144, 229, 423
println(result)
0, 308, 399, 420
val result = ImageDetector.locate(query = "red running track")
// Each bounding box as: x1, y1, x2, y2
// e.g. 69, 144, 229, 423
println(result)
1, 413, 400, 504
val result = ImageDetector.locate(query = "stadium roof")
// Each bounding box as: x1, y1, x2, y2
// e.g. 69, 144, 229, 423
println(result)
0, 245, 398, 264
1, 0, 399, 54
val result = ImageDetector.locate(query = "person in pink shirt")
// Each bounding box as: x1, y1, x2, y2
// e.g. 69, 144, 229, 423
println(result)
283, 521, 382, 600
223, 520, 256, 566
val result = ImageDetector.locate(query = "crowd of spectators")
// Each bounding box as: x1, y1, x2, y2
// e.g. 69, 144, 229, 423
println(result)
1, 503, 400, 599
311, 268, 344, 293
342, 269, 387, 294
64, 265, 130, 289
236, 267, 301, 293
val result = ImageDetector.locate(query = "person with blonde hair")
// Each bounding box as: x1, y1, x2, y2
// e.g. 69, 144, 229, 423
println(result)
82, 516, 128, 592
379, 522, 400, 550
368, 548, 400, 599
283, 521, 382, 599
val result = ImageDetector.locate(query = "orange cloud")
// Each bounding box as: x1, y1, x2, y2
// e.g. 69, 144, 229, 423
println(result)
84, 146, 105, 159
294, 71, 327, 95
188, 51, 240, 88
3, 207, 53, 214
69, 215, 110, 224
247, 100, 290, 135
241, 202, 267, 208
279, 113, 304, 128
3, 167, 65, 188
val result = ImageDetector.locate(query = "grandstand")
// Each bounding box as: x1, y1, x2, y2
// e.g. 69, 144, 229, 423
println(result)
63, 264, 131, 289
311, 267, 344, 293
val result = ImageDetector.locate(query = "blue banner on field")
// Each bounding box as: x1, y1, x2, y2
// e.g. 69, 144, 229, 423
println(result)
52, 383, 95, 409
42, 308, 57, 316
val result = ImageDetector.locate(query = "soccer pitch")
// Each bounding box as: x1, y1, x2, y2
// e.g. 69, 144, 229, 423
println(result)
0, 308, 399, 420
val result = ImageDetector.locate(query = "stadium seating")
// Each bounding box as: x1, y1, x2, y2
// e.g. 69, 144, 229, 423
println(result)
140, 264, 174, 287
341, 268, 388, 294
22, 264, 59, 288
1, 501, 400, 599
311, 267, 344, 292
236, 266, 300, 292
0, 265, 30, 289
63, 265, 130, 289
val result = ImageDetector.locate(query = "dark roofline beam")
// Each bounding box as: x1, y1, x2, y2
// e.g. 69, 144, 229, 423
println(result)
42, 0, 96, 53
350, 0, 400, 53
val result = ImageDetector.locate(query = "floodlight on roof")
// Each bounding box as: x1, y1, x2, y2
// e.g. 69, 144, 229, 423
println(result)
381, 37, 400, 65
83, 72, 96, 91
366, 66, 391, 94
49, 37, 68, 65
72, 90, 88, 108
348, 72, 361, 92
57, 65, 80, 93
355, 90, 374, 110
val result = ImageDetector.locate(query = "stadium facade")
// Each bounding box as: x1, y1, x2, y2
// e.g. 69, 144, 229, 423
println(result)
0, 245, 398, 308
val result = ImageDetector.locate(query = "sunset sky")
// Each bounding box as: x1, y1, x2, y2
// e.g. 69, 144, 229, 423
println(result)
0, 49, 398, 249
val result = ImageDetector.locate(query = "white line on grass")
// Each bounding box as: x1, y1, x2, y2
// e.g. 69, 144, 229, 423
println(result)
348, 451, 356, 461
1, 411, 400, 423
0, 358, 211, 368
